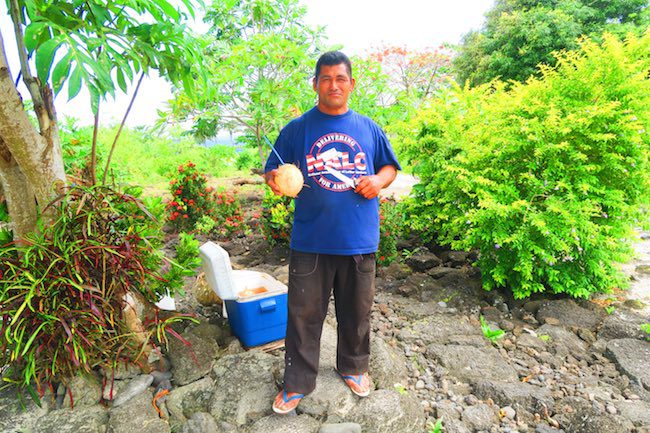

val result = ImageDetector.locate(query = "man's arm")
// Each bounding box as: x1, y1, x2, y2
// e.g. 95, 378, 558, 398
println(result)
355, 165, 398, 199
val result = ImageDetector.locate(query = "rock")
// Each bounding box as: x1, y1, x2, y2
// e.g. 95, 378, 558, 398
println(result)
605, 339, 650, 390
502, 405, 516, 419
442, 419, 472, 433
399, 314, 483, 346
246, 414, 320, 433
635, 264, 650, 275
427, 344, 518, 384
613, 400, 650, 427
536, 299, 603, 330
299, 369, 357, 421
353, 389, 425, 433
166, 377, 215, 430
112, 374, 154, 407
535, 324, 587, 358
319, 422, 363, 433
405, 251, 442, 272
58, 374, 102, 408
369, 334, 409, 389
434, 399, 461, 421
517, 333, 547, 350
461, 403, 497, 430
561, 396, 634, 433
101, 362, 143, 380
378, 261, 411, 281
209, 350, 282, 427
0, 385, 48, 432
444, 251, 470, 267
535, 425, 565, 433
168, 322, 221, 386
426, 267, 457, 279
32, 406, 108, 433
474, 380, 554, 414
598, 310, 648, 340
180, 412, 220, 433
108, 391, 170, 433
398, 273, 442, 298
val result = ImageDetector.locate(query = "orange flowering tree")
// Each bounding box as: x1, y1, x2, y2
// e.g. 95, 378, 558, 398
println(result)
369, 45, 453, 104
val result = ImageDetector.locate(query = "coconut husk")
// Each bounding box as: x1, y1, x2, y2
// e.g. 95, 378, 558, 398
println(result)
194, 272, 222, 306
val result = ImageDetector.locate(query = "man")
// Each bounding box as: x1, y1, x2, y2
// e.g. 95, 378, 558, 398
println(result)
264, 51, 400, 414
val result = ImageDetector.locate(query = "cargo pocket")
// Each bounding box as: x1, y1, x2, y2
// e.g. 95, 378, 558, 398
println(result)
354, 253, 376, 275
289, 251, 319, 276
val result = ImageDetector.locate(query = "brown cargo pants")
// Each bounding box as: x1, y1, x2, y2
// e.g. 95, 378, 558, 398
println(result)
283, 250, 376, 395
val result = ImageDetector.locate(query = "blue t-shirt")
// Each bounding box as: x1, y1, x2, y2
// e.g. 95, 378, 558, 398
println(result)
264, 107, 401, 255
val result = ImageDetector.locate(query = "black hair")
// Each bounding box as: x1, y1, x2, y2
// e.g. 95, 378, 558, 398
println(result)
314, 51, 352, 79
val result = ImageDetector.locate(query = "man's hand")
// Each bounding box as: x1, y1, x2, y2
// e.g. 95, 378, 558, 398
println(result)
354, 165, 398, 199
264, 169, 282, 196
354, 175, 383, 199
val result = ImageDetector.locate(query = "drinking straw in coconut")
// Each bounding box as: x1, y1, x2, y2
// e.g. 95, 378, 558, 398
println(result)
263, 136, 285, 165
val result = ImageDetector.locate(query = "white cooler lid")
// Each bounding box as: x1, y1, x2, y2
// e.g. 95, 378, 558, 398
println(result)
199, 241, 237, 300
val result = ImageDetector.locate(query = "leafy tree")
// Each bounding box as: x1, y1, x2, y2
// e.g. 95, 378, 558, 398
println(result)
455, 0, 650, 86
165, 0, 326, 165
0, 0, 200, 240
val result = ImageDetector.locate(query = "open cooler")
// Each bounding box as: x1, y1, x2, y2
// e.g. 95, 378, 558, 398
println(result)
199, 241, 288, 347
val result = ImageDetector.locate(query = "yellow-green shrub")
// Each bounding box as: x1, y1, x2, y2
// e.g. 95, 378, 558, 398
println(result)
400, 32, 650, 298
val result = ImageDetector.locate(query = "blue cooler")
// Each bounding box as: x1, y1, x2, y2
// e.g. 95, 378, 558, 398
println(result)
200, 242, 288, 347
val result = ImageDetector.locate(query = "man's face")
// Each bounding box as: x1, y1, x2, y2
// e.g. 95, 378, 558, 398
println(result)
313, 63, 355, 115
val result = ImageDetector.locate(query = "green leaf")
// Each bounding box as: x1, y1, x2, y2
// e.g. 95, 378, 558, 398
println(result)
51, 52, 73, 96
35, 37, 64, 82
24, 21, 48, 53
153, 0, 180, 21
115, 67, 127, 93
68, 66, 83, 100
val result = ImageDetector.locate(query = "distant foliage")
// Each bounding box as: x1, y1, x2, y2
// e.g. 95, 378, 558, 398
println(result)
400, 33, 650, 298
455, 0, 650, 86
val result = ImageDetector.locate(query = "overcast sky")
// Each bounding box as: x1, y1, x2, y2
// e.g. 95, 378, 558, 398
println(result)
0, 0, 494, 127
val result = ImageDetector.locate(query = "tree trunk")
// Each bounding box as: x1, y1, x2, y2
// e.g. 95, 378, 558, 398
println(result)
0, 137, 37, 239
0, 28, 66, 238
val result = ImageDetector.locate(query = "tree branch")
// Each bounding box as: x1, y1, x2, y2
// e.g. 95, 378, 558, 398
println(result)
8, 0, 49, 132
101, 71, 145, 185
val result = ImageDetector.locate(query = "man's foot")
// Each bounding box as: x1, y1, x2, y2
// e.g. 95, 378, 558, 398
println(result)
272, 390, 304, 414
339, 372, 372, 397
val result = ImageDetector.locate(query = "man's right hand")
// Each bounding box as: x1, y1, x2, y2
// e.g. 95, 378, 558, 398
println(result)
264, 169, 282, 196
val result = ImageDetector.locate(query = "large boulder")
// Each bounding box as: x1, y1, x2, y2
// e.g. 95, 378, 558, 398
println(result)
108, 390, 170, 433
165, 377, 215, 430
404, 251, 442, 272
605, 338, 650, 391
168, 322, 221, 386
369, 335, 409, 389
427, 344, 518, 384
474, 380, 555, 413
299, 369, 357, 421
352, 389, 425, 433
561, 397, 634, 433
33, 406, 108, 433
536, 299, 604, 330
180, 412, 221, 433
399, 314, 484, 347
246, 414, 320, 433
598, 310, 648, 341
0, 385, 48, 432
209, 350, 283, 426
